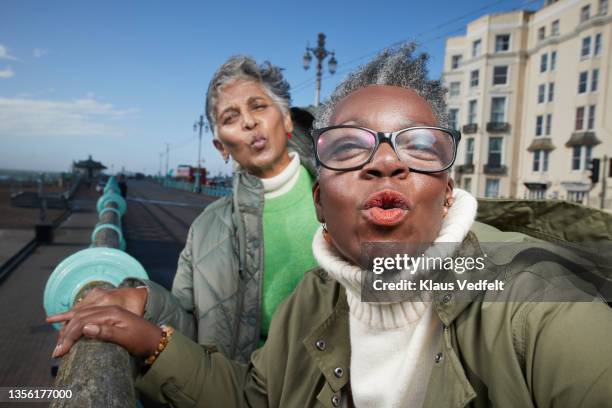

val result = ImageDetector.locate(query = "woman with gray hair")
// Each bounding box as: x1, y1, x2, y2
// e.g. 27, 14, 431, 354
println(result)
49, 45, 612, 407
50, 56, 321, 362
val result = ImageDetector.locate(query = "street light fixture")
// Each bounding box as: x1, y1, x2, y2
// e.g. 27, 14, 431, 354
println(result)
193, 115, 208, 193
303, 33, 338, 106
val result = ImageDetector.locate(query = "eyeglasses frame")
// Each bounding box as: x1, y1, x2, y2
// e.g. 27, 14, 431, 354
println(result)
312, 125, 462, 173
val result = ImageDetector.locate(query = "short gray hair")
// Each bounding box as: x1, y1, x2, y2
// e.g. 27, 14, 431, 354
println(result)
205, 56, 291, 137
314, 43, 448, 129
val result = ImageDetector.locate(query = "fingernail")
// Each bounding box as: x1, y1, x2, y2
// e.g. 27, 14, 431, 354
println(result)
52, 344, 60, 358
83, 324, 100, 336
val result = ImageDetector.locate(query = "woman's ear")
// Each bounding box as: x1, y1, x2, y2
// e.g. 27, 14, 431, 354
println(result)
283, 112, 294, 134
443, 177, 455, 217
312, 181, 325, 223
212, 139, 230, 161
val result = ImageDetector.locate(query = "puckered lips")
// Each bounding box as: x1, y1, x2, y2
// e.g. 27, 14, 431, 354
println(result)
250, 133, 267, 151
362, 189, 410, 227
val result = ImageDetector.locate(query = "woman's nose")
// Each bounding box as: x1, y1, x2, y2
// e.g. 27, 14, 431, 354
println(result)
242, 112, 257, 129
360, 142, 409, 179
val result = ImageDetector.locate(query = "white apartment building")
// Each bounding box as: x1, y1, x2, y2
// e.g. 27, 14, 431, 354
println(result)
444, 0, 612, 208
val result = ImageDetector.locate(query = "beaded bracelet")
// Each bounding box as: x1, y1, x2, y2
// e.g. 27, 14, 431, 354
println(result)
144, 325, 174, 366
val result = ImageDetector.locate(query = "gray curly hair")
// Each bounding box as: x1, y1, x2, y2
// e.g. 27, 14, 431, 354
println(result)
206, 55, 291, 138
314, 43, 448, 129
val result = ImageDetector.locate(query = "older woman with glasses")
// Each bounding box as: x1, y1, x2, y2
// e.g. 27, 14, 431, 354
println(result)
48, 45, 612, 407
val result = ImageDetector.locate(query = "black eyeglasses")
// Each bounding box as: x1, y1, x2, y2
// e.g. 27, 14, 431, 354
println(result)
312, 125, 461, 173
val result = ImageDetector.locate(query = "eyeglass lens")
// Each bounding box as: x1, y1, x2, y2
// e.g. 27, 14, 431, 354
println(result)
316, 127, 455, 171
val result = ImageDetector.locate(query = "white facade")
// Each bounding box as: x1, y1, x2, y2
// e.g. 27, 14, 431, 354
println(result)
444, 0, 612, 208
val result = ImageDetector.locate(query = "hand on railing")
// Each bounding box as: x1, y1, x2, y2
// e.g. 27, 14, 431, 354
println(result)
46, 305, 161, 359
68, 286, 148, 317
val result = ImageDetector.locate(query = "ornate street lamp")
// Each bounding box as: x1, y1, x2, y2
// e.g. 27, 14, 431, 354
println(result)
303, 33, 338, 106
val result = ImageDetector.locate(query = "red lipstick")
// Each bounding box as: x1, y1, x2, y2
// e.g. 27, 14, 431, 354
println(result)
362, 189, 410, 227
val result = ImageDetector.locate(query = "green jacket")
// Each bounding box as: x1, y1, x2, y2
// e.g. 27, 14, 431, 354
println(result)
136, 217, 612, 407
135, 108, 318, 362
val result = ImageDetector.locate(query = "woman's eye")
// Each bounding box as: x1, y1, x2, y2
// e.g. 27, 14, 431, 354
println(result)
253, 103, 267, 111
222, 113, 237, 125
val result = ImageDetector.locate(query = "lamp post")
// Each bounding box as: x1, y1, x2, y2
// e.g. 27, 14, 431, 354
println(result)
303, 32, 338, 107
193, 115, 208, 193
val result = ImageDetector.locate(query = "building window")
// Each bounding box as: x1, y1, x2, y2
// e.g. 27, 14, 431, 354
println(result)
495, 34, 510, 52
585, 146, 593, 170
540, 53, 548, 72
533, 150, 541, 172
451, 55, 463, 69
449, 108, 459, 130
538, 27, 546, 41
528, 187, 546, 200
591, 69, 599, 92
465, 138, 475, 164
581, 4, 591, 22
463, 177, 472, 193
588, 105, 596, 129
449, 82, 460, 97
578, 71, 588, 93
600, 0, 609, 15
468, 100, 477, 124
581, 36, 592, 58
551, 19, 560, 36
472, 39, 482, 57
536, 115, 544, 136
538, 84, 546, 103
543, 150, 550, 171
490, 97, 506, 123
470, 70, 479, 87
594, 33, 602, 55
550, 51, 557, 71
488, 137, 502, 166
575, 107, 585, 130
568, 190, 586, 204
485, 179, 500, 198
548, 82, 555, 102
572, 146, 582, 170
492, 66, 508, 85
545, 114, 552, 135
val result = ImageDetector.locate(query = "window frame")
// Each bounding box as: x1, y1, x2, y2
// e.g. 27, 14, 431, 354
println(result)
470, 69, 479, 88
488, 137, 503, 167
492, 65, 508, 85
494, 34, 511, 53
467, 100, 478, 125
578, 71, 589, 94
490, 96, 507, 123
472, 39, 482, 58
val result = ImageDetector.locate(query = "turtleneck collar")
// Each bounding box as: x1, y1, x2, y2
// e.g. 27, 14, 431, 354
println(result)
260, 152, 301, 199
312, 188, 478, 329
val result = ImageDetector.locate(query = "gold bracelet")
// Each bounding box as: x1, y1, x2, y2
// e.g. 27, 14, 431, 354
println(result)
144, 325, 174, 366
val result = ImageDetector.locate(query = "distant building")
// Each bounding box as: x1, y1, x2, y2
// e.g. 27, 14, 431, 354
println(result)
72, 155, 107, 179
443, 0, 611, 208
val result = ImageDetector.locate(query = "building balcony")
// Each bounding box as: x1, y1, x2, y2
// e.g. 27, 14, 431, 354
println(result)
483, 164, 507, 175
486, 122, 510, 133
565, 131, 601, 147
456, 164, 475, 174
462, 123, 478, 134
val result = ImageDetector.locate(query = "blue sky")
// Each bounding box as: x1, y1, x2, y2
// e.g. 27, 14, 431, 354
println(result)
0, 0, 541, 176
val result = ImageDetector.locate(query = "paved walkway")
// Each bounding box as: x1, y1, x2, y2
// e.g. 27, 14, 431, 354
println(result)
0, 180, 214, 406
0, 185, 98, 402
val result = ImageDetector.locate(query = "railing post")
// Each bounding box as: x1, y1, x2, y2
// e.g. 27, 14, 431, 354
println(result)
44, 176, 148, 407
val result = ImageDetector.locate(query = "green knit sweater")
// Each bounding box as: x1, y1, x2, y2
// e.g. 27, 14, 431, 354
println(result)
260, 166, 319, 341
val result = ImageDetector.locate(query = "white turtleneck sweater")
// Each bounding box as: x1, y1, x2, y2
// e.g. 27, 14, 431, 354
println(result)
312, 188, 478, 408
260, 152, 301, 199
